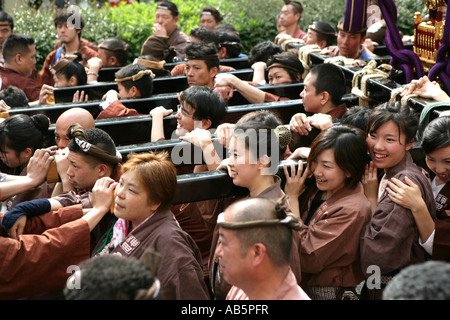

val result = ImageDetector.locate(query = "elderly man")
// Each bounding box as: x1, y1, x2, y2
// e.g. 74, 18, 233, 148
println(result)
54, 108, 95, 149
215, 197, 310, 300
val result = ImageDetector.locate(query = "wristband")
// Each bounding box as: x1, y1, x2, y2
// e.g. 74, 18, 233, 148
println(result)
1, 198, 52, 230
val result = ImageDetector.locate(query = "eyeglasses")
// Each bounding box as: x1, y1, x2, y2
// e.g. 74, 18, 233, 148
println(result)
177, 104, 194, 118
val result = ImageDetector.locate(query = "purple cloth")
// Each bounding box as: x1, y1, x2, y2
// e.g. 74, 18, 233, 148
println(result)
342, 0, 367, 33
428, 0, 450, 93
378, 0, 425, 83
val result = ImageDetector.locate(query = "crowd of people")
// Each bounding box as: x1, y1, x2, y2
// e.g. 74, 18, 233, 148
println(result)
0, 0, 449, 301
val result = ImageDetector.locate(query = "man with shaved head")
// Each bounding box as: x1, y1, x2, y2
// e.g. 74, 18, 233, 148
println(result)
55, 107, 95, 149
215, 197, 310, 300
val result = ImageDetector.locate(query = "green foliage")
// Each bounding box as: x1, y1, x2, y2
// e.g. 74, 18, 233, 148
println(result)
13, 5, 57, 70
12, 0, 426, 72
300, 0, 347, 31
96, 2, 154, 61
217, 0, 280, 53
395, 0, 428, 35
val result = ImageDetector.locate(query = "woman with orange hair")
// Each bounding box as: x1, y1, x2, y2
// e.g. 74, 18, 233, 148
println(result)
91, 151, 210, 300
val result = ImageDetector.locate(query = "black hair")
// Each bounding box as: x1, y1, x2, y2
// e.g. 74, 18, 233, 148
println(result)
67, 124, 118, 168
237, 109, 283, 130
284, 0, 303, 15
0, 114, 49, 156
0, 11, 14, 30
2, 34, 35, 63
0, 86, 29, 108
421, 116, 450, 155
383, 260, 450, 300
115, 63, 153, 98
248, 41, 283, 65
189, 26, 219, 48
157, 1, 179, 17
366, 102, 419, 144
185, 42, 219, 70
310, 21, 337, 47
309, 63, 346, 106
308, 125, 368, 189
200, 6, 223, 23
55, 55, 87, 86
214, 23, 239, 35
63, 254, 159, 300
340, 106, 372, 131
217, 30, 242, 58
232, 120, 286, 165
267, 51, 304, 83
100, 38, 129, 66
179, 86, 227, 128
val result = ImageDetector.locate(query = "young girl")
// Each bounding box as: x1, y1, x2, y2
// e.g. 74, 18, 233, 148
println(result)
210, 117, 302, 299
359, 102, 436, 300
39, 55, 88, 105
0, 114, 53, 209
386, 115, 450, 262
51, 54, 87, 88
92, 151, 210, 300
284, 124, 371, 300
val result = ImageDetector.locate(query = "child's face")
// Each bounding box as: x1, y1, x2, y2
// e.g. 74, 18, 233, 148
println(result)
366, 120, 412, 170
175, 101, 197, 136
226, 135, 261, 190
310, 148, 349, 197
54, 73, 71, 88
0, 144, 27, 168
426, 145, 450, 184
117, 83, 133, 99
